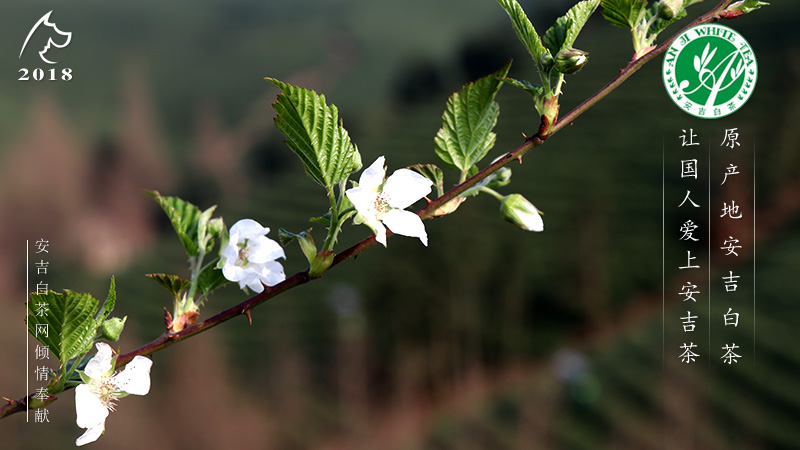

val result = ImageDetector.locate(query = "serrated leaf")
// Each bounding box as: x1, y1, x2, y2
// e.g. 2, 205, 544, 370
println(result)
544, 0, 601, 55
409, 164, 445, 197
145, 190, 204, 257
197, 264, 230, 295
278, 228, 300, 248
267, 78, 362, 188
146, 273, 190, 298
196, 206, 220, 255
500, 77, 545, 108
28, 290, 98, 363
496, 0, 549, 64
94, 277, 116, 329
601, 0, 648, 29
434, 62, 511, 173
278, 229, 317, 264
310, 215, 331, 226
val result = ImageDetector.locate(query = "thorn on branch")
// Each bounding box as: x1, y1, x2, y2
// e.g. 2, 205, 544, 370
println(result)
244, 309, 253, 325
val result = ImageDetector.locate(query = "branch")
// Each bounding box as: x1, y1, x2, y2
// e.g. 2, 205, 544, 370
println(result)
0, 0, 739, 420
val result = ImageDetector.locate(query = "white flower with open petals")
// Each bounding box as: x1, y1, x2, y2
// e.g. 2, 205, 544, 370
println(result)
346, 156, 433, 247
219, 219, 286, 293
75, 343, 152, 446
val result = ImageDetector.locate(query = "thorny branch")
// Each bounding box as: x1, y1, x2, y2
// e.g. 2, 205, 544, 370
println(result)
2, 0, 741, 419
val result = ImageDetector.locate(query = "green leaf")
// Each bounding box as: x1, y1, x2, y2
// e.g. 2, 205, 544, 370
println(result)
197, 264, 230, 296
601, 0, 648, 29
278, 228, 300, 248
310, 214, 331, 226
94, 276, 117, 329
28, 290, 98, 363
434, 62, 511, 173
500, 77, 545, 109
496, 0, 549, 64
728, 0, 769, 13
196, 207, 222, 255
267, 78, 362, 188
409, 164, 445, 197
544, 0, 601, 55
278, 228, 317, 264
145, 190, 205, 257
146, 273, 191, 298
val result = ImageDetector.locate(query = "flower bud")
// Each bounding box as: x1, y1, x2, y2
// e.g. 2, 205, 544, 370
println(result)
101, 316, 127, 341
538, 95, 560, 139
500, 194, 544, 232
553, 47, 589, 75
486, 166, 512, 189
657, 0, 683, 19
539, 52, 554, 72
721, 1, 768, 18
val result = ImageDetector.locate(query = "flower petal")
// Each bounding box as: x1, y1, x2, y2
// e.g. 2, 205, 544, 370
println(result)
356, 210, 388, 246
247, 235, 286, 264
358, 156, 386, 190
241, 271, 265, 293
219, 241, 238, 266
83, 343, 113, 378
75, 384, 109, 429
113, 356, 152, 396
383, 169, 433, 210
345, 186, 378, 217
230, 219, 269, 239
373, 221, 389, 247
520, 207, 544, 232
257, 261, 286, 287
222, 264, 245, 283
380, 209, 428, 246
76, 422, 105, 446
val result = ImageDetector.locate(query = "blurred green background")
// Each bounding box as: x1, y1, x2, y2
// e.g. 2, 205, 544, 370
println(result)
1, 1, 799, 448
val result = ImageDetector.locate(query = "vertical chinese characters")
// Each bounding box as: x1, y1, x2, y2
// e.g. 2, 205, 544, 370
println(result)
675, 129, 704, 364
31, 238, 53, 422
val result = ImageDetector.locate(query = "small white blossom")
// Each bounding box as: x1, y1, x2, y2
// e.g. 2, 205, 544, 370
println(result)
500, 194, 544, 232
75, 343, 152, 446
346, 156, 434, 247
220, 219, 286, 293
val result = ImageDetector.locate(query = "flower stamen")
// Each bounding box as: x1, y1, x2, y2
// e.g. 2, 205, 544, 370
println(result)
373, 192, 391, 214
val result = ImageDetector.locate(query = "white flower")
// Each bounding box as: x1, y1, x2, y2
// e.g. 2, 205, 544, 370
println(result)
220, 219, 286, 293
75, 343, 152, 446
345, 156, 433, 247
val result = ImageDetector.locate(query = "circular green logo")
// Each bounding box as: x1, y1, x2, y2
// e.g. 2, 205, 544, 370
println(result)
662, 23, 757, 118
